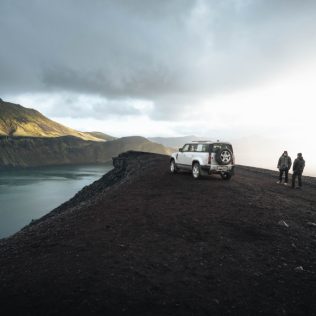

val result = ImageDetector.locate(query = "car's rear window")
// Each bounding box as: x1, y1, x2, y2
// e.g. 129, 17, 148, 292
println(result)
211, 143, 233, 153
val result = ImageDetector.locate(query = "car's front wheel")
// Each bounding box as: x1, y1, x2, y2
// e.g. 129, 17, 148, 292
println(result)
170, 159, 178, 174
192, 162, 201, 179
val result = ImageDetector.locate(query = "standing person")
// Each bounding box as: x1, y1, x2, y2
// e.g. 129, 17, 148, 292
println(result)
277, 151, 292, 185
292, 153, 305, 189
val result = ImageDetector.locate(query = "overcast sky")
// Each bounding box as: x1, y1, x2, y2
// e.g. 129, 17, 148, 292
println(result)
1, 0, 316, 174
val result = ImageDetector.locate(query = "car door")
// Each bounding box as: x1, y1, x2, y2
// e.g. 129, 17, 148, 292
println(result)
176, 144, 190, 166
183, 144, 197, 166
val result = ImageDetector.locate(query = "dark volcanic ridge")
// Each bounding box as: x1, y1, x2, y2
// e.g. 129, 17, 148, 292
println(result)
0, 152, 316, 316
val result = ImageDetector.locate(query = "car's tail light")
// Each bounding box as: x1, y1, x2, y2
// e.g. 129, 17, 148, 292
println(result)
208, 154, 211, 164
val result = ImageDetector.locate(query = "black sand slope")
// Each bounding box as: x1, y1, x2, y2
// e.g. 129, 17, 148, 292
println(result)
0, 152, 316, 315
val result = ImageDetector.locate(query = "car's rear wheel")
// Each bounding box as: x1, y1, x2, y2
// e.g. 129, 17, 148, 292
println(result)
192, 162, 201, 179
170, 159, 178, 174
221, 172, 232, 180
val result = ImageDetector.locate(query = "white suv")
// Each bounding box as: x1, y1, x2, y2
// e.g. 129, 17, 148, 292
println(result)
170, 141, 235, 180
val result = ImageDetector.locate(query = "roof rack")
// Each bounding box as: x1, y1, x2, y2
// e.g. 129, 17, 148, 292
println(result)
191, 140, 213, 143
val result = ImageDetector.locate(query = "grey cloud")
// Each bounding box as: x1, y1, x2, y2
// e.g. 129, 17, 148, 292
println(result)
1, 0, 316, 119
42, 94, 143, 119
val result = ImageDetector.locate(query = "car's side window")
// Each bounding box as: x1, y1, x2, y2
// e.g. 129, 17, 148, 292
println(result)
196, 144, 208, 152
189, 144, 197, 152
182, 144, 190, 152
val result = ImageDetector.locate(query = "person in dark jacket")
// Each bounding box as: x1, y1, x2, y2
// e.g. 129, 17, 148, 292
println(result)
292, 153, 305, 189
277, 151, 292, 185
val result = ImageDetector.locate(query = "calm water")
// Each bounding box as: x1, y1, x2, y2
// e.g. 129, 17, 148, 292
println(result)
0, 164, 112, 239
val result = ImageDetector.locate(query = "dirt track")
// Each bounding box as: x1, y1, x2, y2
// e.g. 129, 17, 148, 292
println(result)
0, 152, 316, 315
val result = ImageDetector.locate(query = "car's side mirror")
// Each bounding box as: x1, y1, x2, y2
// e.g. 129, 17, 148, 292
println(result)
179, 148, 183, 152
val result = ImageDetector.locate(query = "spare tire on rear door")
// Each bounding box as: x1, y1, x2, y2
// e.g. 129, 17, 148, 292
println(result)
216, 148, 232, 165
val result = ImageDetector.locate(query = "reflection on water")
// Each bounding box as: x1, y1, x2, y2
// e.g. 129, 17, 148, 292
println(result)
0, 164, 112, 239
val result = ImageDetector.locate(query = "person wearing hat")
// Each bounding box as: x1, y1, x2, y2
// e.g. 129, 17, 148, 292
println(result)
277, 151, 292, 185
292, 153, 305, 189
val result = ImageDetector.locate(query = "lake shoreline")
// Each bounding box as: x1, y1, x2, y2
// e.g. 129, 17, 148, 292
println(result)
0, 163, 113, 239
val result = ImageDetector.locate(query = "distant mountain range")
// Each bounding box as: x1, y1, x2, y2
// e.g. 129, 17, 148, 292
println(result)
0, 135, 172, 168
0, 99, 172, 168
148, 136, 211, 149
85, 131, 117, 141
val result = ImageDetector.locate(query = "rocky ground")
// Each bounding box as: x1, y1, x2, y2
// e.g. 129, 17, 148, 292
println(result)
0, 151, 316, 315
